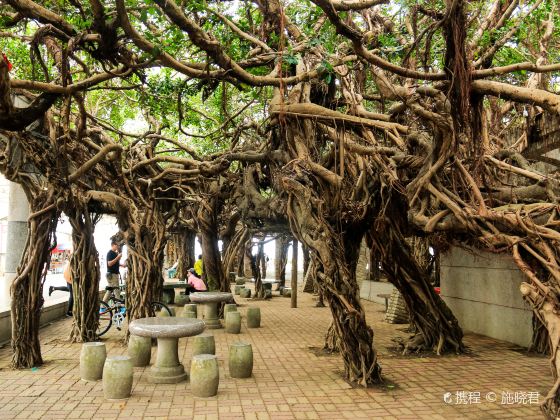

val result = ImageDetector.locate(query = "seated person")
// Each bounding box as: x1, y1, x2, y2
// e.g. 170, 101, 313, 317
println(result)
167, 259, 179, 279
186, 268, 207, 293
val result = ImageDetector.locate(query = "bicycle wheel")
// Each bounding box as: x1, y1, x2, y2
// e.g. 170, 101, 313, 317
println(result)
97, 301, 113, 337
151, 301, 172, 317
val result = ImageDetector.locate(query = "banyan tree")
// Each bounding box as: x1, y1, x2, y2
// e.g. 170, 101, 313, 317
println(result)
2, 0, 560, 417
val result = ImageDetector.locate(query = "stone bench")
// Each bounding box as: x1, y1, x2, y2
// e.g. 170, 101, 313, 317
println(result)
377, 293, 391, 311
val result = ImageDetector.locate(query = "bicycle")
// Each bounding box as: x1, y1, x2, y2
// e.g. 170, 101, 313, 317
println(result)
97, 286, 172, 337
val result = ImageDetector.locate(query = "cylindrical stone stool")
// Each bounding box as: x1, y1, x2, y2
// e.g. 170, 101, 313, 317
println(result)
184, 304, 198, 317
103, 355, 133, 400
223, 303, 237, 321
234, 285, 244, 295
262, 283, 272, 291
175, 294, 190, 306
235, 277, 246, 286
225, 311, 241, 334
190, 354, 219, 397
283, 288, 292, 297
192, 334, 216, 356
128, 335, 151, 367
80, 342, 106, 381
240, 288, 251, 298
264, 289, 272, 299
229, 272, 236, 283
246, 307, 261, 328
229, 342, 253, 378
157, 308, 170, 317
182, 311, 197, 319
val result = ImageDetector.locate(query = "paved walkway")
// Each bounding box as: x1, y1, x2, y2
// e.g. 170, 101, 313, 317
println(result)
0, 285, 550, 419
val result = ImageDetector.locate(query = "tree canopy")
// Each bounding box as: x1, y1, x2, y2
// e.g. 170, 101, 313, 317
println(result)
2, 0, 560, 418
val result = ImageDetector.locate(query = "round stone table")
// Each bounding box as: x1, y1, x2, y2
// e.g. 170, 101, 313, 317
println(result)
129, 317, 205, 383
189, 292, 233, 329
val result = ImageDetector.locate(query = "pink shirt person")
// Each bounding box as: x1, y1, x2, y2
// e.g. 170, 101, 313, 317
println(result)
187, 271, 207, 291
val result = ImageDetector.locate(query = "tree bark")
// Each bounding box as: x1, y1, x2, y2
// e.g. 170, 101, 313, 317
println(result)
10, 190, 58, 368
283, 177, 382, 385
68, 206, 101, 342
247, 244, 265, 298
275, 235, 290, 287
369, 210, 464, 355
174, 229, 195, 280
125, 205, 166, 321
258, 241, 267, 279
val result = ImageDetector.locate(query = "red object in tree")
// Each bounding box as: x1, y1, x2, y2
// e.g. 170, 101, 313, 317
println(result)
2, 53, 13, 71
434, 287, 441, 295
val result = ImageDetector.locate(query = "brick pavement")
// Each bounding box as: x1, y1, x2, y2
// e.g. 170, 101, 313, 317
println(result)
0, 285, 549, 419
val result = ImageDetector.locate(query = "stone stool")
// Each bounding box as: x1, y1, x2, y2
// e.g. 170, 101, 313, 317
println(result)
229, 342, 253, 378
192, 333, 216, 356
235, 277, 246, 285
190, 354, 219, 397
225, 311, 241, 334
240, 288, 251, 298
80, 342, 106, 381
128, 335, 151, 367
184, 303, 198, 317
223, 303, 237, 321
175, 294, 190, 306
283, 288, 292, 297
234, 285, 244, 295
264, 289, 272, 299
103, 355, 133, 400
229, 272, 236, 283
246, 307, 261, 328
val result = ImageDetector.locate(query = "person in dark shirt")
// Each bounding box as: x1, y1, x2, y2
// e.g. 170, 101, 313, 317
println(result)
104, 241, 122, 301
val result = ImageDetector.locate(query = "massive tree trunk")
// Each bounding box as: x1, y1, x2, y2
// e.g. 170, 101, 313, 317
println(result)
521, 282, 560, 419
197, 184, 227, 291
68, 205, 101, 342
283, 178, 382, 385
125, 205, 166, 321
247, 244, 265, 298
302, 245, 310, 284
174, 229, 195, 280
369, 200, 464, 355
258, 241, 267, 279
10, 189, 58, 368
275, 235, 290, 287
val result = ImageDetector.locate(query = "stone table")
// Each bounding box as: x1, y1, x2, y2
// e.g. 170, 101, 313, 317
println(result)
189, 292, 233, 329
162, 281, 188, 304
129, 317, 205, 383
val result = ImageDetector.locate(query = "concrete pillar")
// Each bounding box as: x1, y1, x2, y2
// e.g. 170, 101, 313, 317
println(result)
274, 238, 282, 280
2, 182, 29, 302
291, 239, 298, 308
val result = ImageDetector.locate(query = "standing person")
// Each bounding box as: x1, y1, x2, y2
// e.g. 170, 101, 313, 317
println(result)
194, 254, 204, 278
48, 256, 73, 317
104, 241, 122, 302
63, 257, 73, 317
